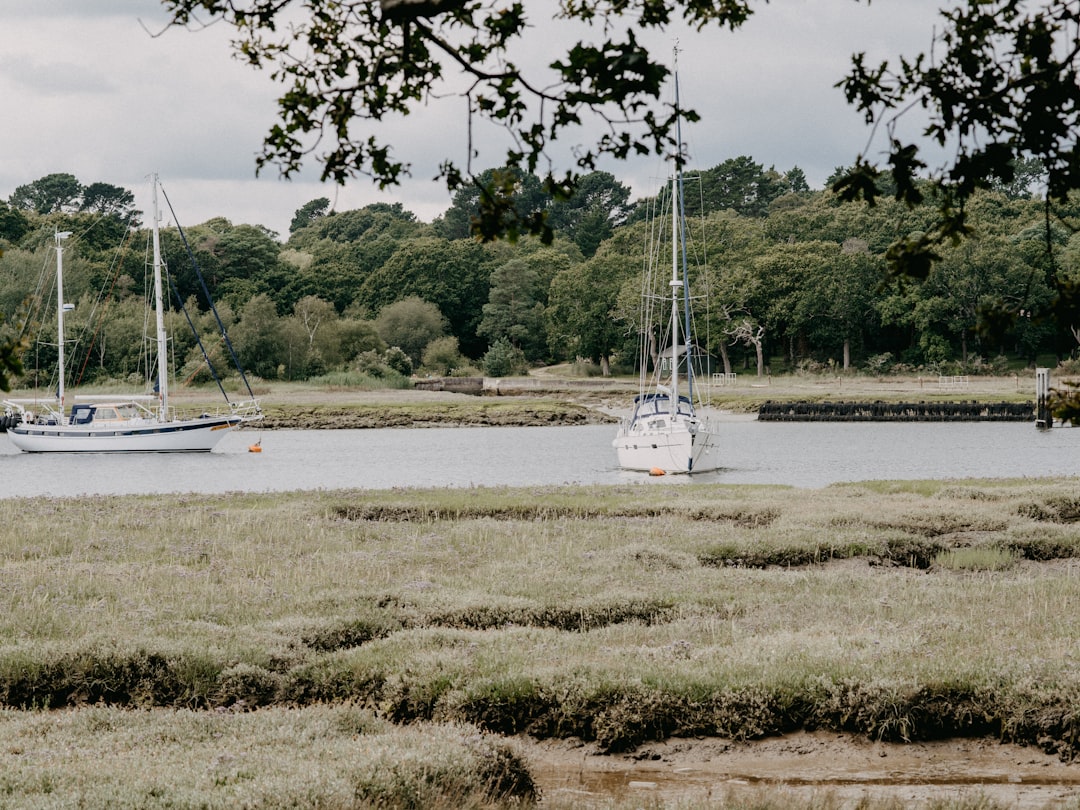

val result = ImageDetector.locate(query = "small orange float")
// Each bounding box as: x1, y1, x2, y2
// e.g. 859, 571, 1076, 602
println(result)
649, 467, 666, 476
249, 440, 263, 453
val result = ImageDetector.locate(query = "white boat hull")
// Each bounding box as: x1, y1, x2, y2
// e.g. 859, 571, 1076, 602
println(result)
6, 415, 241, 453
5, 178, 261, 456
613, 415, 719, 474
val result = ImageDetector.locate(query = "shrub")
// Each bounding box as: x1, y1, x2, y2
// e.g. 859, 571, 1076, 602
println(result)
421, 336, 467, 376
864, 352, 893, 375
384, 346, 413, 376
356, 347, 413, 377
482, 337, 527, 377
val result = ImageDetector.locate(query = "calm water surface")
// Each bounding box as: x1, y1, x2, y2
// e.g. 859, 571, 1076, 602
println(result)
0, 419, 1076, 498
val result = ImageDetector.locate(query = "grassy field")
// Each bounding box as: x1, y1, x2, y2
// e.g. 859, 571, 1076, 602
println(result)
4, 477, 1080, 806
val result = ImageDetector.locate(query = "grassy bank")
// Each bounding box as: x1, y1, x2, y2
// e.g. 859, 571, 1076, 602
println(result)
255, 397, 613, 429
3, 479, 1080, 805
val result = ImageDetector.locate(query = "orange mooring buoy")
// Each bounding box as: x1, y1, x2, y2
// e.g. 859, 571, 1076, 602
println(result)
249, 440, 262, 453
649, 467, 666, 476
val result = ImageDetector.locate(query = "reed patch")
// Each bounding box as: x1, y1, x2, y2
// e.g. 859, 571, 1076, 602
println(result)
300, 597, 676, 654
1019, 495, 1080, 523
331, 501, 779, 525
933, 547, 1019, 572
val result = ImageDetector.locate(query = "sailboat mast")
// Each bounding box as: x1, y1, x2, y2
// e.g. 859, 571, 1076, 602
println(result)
151, 176, 169, 418
669, 168, 681, 418
668, 49, 685, 418
674, 60, 694, 405
55, 230, 72, 417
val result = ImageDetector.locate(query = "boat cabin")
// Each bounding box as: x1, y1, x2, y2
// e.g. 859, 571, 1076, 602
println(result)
631, 392, 695, 422
69, 401, 151, 425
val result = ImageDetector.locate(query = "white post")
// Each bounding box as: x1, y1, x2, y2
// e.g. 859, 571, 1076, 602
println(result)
1036, 367, 1051, 429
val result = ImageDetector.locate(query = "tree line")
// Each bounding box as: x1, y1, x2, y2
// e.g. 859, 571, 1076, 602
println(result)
0, 163, 1075, 390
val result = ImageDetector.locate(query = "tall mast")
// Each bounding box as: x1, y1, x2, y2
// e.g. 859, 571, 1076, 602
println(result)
55, 230, 72, 417
674, 64, 694, 404
151, 175, 169, 418
668, 47, 684, 417
669, 165, 681, 417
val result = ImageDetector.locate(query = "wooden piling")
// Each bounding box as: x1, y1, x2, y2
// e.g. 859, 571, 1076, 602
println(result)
1036, 367, 1052, 429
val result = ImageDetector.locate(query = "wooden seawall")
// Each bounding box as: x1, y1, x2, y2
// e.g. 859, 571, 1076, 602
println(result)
757, 401, 1034, 422
413, 376, 484, 395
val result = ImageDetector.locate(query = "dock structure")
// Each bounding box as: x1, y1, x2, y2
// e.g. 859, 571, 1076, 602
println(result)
757, 400, 1034, 422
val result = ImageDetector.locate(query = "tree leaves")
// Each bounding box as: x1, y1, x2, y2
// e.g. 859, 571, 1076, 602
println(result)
160, 0, 757, 242
834, 0, 1080, 281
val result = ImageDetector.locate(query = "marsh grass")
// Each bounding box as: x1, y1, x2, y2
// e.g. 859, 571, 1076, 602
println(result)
0, 705, 534, 808
308, 369, 414, 389
933, 547, 1019, 571
5, 479, 1080, 804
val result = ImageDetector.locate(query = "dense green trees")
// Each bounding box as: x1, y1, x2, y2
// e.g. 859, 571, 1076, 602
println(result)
358, 237, 498, 357
545, 172, 634, 257
10, 174, 84, 214
688, 157, 803, 219
0, 203, 29, 244
289, 198, 330, 234
0, 162, 1075, 387
162, 219, 287, 310
548, 249, 636, 376
479, 248, 573, 362
10, 174, 138, 223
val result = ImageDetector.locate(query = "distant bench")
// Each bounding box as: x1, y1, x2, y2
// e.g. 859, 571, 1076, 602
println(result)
711, 372, 738, 386
938, 375, 969, 390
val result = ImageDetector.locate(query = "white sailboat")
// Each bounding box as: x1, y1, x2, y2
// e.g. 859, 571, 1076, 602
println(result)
613, 60, 718, 474
2, 176, 261, 452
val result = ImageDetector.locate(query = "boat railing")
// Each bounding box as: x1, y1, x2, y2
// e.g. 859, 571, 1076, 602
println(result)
155, 402, 230, 421
72, 394, 157, 402
3, 398, 62, 422
230, 399, 264, 422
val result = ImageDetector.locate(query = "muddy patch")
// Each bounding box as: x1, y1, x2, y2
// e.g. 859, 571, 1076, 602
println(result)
521, 732, 1080, 808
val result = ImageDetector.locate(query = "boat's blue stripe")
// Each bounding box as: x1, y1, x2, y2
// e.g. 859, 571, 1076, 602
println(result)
11, 418, 240, 438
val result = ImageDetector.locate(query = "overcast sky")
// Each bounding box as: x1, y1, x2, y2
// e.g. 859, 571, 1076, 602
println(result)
0, 1, 947, 239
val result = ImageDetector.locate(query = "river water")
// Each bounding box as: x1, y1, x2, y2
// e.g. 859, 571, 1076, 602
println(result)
0, 418, 1075, 498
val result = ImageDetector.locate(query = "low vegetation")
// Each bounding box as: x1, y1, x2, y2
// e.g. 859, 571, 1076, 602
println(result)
255, 397, 612, 429
0, 705, 533, 808
5, 479, 1080, 806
